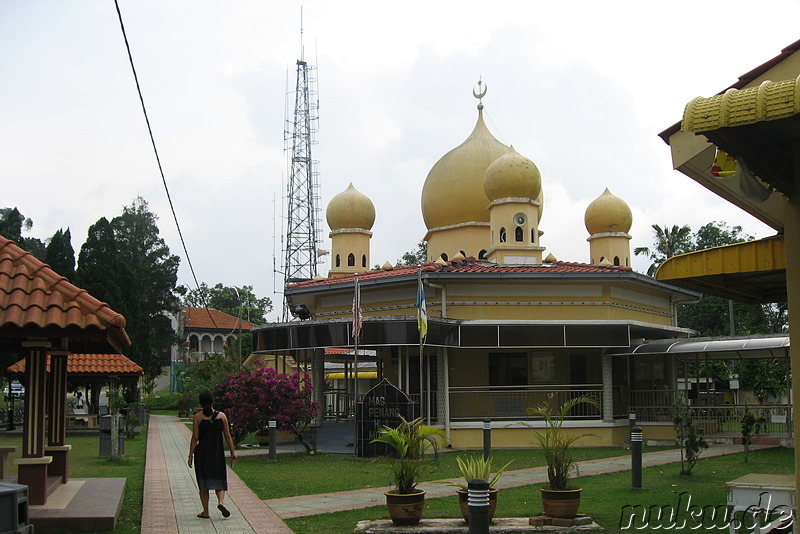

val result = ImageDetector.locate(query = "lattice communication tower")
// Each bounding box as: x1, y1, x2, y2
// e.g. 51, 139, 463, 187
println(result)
281, 51, 322, 321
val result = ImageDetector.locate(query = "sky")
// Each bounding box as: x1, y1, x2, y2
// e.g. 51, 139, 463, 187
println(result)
2, 1, 798, 321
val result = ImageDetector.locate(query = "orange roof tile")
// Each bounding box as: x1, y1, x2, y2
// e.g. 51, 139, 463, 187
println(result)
289, 259, 633, 288
0, 235, 130, 352
7, 353, 143, 376
183, 307, 255, 331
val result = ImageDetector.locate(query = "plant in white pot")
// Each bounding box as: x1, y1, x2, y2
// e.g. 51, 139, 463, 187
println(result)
528, 394, 598, 519
371, 415, 445, 526
441, 454, 513, 522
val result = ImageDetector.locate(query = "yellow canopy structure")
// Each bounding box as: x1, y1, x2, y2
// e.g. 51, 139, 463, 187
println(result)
655, 235, 786, 303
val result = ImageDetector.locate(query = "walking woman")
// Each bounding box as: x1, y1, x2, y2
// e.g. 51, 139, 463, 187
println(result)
188, 390, 237, 518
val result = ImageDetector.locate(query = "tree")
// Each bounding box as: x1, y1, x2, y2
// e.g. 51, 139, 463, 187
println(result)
44, 228, 75, 281
213, 366, 320, 451
673, 396, 708, 475
633, 224, 692, 276
77, 197, 181, 381
183, 283, 271, 324
0, 207, 45, 259
76, 217, 129, 311
396, 241, 428, 267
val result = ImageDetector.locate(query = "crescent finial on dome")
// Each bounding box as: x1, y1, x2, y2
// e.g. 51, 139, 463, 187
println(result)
473, 78, 487, 110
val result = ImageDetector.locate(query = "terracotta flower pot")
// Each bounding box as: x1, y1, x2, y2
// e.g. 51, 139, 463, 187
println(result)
540, 487, 582, 518
385, 490, 426, 526
457, 488, 498, 523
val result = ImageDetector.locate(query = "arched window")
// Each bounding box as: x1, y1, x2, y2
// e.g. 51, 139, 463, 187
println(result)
335, 254, 341, 267
440, 252, 449, 261
499, 227, 507, 243
478, 249, 487, 259
347, 253, 355, 266
626, 257, 630, 267
515, 227, 523, 242
599, 256, 605, 264
362, 254, 367, 267
614, 256, 620, 266
531, 229, 536, 243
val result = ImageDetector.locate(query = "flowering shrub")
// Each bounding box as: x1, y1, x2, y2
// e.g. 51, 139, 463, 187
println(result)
213, 365, 320, 451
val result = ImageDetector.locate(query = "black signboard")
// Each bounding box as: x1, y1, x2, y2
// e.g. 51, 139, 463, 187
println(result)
356, 378, 414, 458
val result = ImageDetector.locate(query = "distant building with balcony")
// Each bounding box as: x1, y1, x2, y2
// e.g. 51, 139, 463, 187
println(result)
178, 307, 254, 362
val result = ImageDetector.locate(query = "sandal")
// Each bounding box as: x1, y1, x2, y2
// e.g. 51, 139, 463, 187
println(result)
218, 504, 231, 518
197, 513, 210, 519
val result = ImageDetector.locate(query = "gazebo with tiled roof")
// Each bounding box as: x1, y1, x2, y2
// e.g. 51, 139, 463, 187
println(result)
0, 234, 131, 504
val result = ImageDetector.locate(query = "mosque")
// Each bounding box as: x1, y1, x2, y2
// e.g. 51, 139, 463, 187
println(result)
253, 85, 700, 447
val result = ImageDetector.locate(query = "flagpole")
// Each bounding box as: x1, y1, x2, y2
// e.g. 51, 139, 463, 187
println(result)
353, 274, 359, 419
417, 269, 425, 422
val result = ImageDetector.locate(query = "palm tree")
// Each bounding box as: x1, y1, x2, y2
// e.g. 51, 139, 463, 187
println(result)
634, 224, 692, 276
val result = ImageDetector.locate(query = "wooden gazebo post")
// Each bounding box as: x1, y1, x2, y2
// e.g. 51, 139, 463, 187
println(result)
16, 339, 53, 505
46, 349, 72, 484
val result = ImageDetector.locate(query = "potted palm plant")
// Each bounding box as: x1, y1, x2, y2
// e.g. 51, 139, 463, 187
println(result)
371, 415, 444, 526
528, 394, 598, 519
441, 454, 513, 522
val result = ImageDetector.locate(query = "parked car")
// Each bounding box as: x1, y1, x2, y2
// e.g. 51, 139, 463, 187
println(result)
3, 380, 24, 399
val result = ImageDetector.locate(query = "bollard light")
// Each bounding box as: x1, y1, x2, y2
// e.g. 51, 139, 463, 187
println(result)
268, 419, 277, 461
631, 425, 643, 489
468, 478, 490, 534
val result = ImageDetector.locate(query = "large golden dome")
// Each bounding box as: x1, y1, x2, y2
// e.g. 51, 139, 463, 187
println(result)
421, 104, 508, 230
326, 183, 375, 231
483, 146, 541, 202
584, 188, 632, 235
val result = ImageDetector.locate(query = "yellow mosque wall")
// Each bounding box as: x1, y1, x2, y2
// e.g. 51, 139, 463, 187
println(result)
426, 225, 490, 262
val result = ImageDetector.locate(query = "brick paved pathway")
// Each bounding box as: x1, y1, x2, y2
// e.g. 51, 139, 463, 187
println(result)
142, 415, 292, 534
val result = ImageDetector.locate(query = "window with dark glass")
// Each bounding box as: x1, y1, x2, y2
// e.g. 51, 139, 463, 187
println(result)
489, 353, 528, 386
348, 253, 355, 266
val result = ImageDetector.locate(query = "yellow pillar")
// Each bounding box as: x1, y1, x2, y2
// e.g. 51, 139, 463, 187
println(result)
787, 151, 800, 500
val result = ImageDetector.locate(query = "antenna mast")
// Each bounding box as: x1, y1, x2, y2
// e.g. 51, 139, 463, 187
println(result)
282, 9, 321, 321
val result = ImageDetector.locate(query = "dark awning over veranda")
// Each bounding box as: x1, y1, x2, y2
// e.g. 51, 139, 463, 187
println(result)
253, 315, 693, 353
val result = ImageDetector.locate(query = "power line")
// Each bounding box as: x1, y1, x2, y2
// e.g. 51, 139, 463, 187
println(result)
113, 0, 201, 292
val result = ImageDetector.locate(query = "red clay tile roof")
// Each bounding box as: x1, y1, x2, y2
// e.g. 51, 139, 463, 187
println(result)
7, 353, 143, 376
0, 235, 130, 352
289, 259, 633, 288
183, 307, 255, 331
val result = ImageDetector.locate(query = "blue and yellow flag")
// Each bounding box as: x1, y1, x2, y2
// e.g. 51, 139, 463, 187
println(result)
416, 273, 427, 341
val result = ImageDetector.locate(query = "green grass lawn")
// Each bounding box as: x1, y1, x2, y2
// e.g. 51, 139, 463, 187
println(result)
234, 446, 673, 499
284, 447, 794, 534
0, 430, 146, 534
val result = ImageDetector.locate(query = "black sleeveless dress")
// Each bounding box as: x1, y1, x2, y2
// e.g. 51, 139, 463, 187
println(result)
194, 411, 227, 491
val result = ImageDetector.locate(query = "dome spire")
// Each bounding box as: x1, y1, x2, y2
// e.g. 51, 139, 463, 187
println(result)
473, 78, 487, 111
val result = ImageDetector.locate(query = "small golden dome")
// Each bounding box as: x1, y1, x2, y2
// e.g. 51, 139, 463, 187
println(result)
421, 103, 508, 230
484, 146, 541, 202
544, 252, 557, 263
326, 183, 376, 231
584, 188, 632, 235
382, 261, 393, 270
